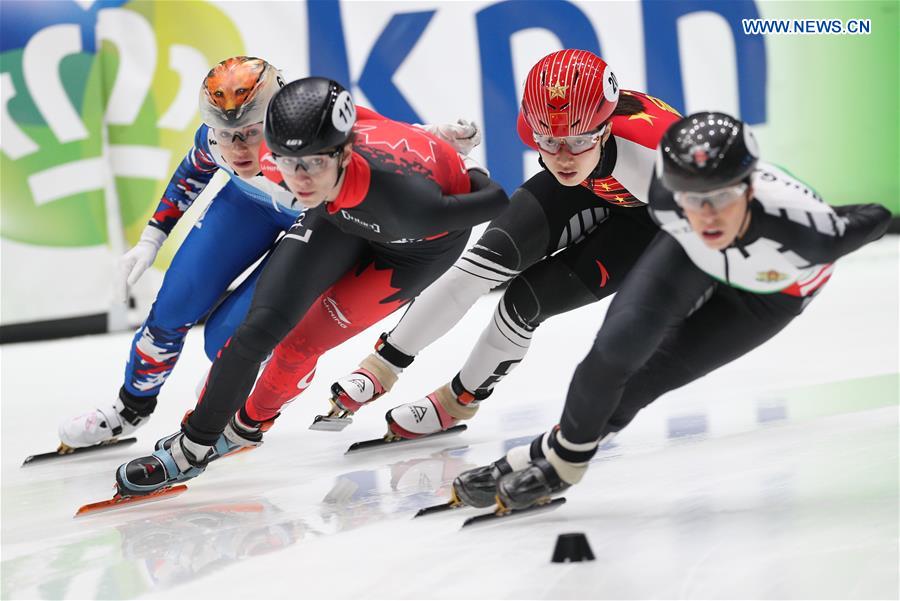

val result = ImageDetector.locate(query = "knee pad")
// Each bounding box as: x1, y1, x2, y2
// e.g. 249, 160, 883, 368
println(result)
469, 227, 525, 272
504, 265, 598, 330
502, 277, 542, 330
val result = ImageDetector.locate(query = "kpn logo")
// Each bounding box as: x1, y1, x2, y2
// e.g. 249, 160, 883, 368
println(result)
0, 0, 243, 250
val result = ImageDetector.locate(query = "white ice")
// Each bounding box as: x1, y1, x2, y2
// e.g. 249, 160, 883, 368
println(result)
2, 239, 897, 600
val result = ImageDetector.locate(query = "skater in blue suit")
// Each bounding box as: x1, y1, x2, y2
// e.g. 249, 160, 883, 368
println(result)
58, 56, 298, 450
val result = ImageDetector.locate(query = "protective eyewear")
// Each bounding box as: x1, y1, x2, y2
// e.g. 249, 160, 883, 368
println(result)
533, 124, 607, 155
674, 183, 748, 211
214, 124, 264, 147
272, 149, 342, 176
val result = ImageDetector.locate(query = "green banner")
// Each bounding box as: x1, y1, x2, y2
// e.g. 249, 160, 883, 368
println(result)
755, 1, 898, 212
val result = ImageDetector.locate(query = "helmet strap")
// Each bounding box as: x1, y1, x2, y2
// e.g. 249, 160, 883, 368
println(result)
732, 188, 751, 244
333, 145, 352, 187
735, 192, 753, 241
324, 147, 351, 202
588, 129, 614, 179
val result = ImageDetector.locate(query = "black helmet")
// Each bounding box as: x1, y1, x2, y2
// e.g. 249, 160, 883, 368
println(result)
657, 111, 759, 193
264, 77, 357, 157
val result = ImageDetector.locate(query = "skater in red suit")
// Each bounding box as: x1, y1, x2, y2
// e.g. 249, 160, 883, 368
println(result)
112, 77, 509, 497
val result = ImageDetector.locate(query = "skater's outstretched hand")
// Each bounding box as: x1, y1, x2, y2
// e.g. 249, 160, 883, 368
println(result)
418, 119, 482, 156
115, 226, 167, 303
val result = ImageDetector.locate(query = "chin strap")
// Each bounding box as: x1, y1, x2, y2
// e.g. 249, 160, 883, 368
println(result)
737, 197, 752, 239
727, 197, 754, 251
329, 149, 351, 198
322, 151, 350, 205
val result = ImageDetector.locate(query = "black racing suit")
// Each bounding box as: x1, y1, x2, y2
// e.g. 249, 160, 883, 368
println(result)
184, 117, 508, 444
553, 163, 891, 459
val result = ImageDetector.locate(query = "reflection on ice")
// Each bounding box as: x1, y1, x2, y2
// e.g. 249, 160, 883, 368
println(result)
118, 500, 305, 588
1, 443, 488, 598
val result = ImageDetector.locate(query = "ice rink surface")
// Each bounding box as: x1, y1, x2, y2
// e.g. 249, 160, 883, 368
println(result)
2, 238, 897, 600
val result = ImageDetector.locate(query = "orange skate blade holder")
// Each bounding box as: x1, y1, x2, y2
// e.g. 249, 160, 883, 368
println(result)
74, 484, 188, 517
222, 446, 254, 458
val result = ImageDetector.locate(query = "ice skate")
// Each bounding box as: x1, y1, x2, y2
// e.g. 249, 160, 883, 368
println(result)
210, 414, 268, 459
385, 381, 480, 440
311, 354, 398, 431
116, 431, 211, 497
460, 496, 567, 528
24, 437, 138, 466
345, 423, 467, 454
75, 484, 189, 517
156, 412, 276, 461
77, 431, 209, 516
496, 458, 570, 511
414, 456, 513, 517
452, 456, 514, 508
57, 389, 155, 450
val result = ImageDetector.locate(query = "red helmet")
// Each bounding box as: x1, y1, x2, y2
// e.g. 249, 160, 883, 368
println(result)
521, 49, 620, 137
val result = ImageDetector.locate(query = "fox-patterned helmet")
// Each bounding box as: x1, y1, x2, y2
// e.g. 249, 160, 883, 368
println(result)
199, 56, 284, 130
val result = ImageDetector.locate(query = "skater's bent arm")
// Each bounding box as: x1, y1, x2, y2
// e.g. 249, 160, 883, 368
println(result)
148, 127, 219, 235
396, 171, 510, 239
825, 203, 892, 260
781, 203, 893, 265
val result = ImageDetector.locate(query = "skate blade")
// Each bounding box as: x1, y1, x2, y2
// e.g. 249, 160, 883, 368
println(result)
22, 437, 138, 467
310, 398, 354, 432
413, 487, 466, 518
74, 484, 188, 517
346, 424, 468, 454
461, 496, 566, 528
309, 414, 353, 431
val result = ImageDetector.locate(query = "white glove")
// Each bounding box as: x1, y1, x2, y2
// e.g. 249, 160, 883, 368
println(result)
115, 226, 167, 303
417, 119, 482, 156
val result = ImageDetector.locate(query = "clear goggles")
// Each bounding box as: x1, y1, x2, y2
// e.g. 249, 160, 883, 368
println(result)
533, 124, 607, 155
214, 123, 264, 147
272, 148, 342, 177
673, 183, 748, 211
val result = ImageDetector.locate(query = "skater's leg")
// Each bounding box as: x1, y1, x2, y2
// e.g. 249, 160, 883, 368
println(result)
184, 214, 366, 445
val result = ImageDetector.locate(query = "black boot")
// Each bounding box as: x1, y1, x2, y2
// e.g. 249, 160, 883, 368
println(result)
451, 456, 513, 507
496, 458, 569, 511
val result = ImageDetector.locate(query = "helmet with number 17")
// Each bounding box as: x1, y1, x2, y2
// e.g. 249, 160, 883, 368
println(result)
521, 49, 620, 137
264, 77, 357, 157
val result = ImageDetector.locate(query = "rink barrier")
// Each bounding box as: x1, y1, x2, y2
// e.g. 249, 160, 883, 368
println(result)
0, 313, 108, 344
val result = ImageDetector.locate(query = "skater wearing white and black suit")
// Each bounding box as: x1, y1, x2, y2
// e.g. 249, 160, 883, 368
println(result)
453, 111, 892, 510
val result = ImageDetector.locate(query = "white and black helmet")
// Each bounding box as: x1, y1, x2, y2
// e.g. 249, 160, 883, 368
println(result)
657, 111, 759, 193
